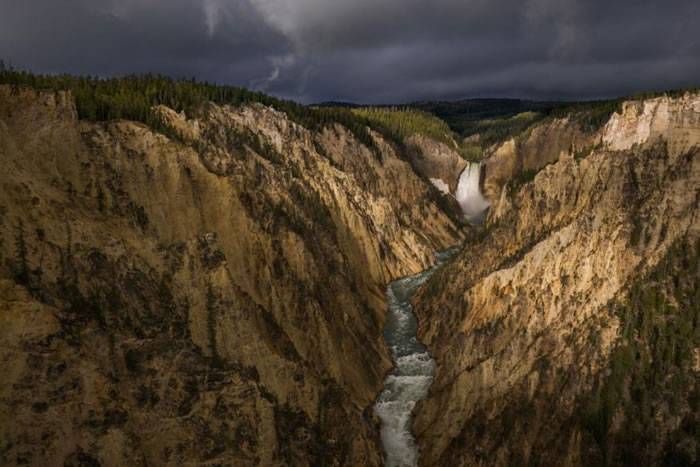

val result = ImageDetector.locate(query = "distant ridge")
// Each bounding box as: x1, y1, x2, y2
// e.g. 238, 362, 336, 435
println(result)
312, 101, 365, 108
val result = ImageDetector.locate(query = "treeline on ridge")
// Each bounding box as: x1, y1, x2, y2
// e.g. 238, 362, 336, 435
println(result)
351, 107, 457, 148
0, 62, 392, 152
412, 87, 698, 152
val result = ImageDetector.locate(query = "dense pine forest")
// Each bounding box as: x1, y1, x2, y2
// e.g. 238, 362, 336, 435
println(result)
351, 107, 457, 147
411, 98, 623, 150
0, 63, 391, 151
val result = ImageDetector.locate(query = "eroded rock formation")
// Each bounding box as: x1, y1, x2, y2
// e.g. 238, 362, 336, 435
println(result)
413, 92, 700, 466
0, 86, 462, 466
2, 84, 698, 467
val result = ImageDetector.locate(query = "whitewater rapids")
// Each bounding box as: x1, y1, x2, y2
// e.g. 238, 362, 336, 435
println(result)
374, 249, 457, 467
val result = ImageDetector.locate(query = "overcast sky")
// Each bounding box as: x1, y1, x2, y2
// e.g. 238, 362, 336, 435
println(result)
1, 0, 699, 103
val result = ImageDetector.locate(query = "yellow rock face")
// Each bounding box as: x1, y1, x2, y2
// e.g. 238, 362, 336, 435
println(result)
0, 86, 461, 466
404, 134, 468, 193
413, 93, 700, 466
481, 117, 597, 202
603, 92, 700, 157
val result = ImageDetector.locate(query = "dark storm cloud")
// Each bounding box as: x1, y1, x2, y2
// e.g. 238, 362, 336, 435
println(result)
1, 0, 698, 103
0, 0, 290, 85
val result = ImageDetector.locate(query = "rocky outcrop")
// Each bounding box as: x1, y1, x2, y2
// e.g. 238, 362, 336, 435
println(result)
413, 93, 700, 466
603, 93, 700, 157
481, 117, 597, 202
404, 134, 468, 193
0, 86, 462, 466
481, 92, 700, 206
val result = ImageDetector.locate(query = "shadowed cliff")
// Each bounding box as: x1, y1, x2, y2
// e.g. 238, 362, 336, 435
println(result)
0, 84, 462, 466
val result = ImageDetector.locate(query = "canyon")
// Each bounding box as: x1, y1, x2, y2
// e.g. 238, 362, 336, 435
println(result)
0, 85, 460, 466
0, 81, 698, 467
415, 92, 700, 466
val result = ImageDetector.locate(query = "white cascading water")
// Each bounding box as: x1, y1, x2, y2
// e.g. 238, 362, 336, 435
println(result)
374, 249, 457, 467
455, 162, 490, 223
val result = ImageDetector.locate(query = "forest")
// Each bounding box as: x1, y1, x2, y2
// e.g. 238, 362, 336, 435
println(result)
351, 107, 457, 148
0, 63, 391, 151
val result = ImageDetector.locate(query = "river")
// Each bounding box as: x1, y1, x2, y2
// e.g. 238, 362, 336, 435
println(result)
373, 248, 458, 467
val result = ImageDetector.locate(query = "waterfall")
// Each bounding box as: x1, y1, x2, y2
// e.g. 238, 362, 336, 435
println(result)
455, 162, 490, 224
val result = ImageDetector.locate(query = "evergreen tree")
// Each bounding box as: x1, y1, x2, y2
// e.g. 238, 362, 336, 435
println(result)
0, 65, 395, 152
